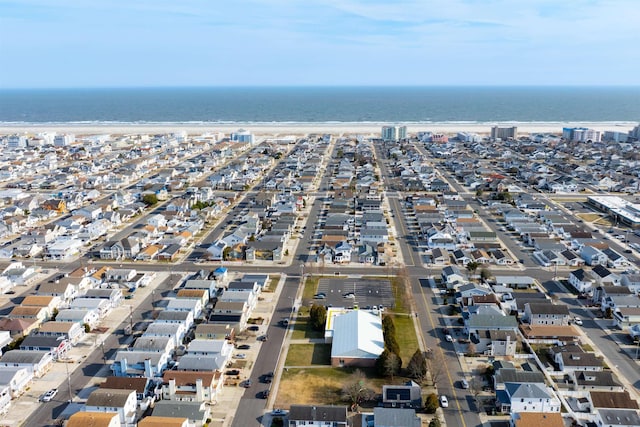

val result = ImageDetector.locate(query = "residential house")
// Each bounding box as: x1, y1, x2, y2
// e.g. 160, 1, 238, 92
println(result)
55, 308, 100, 329
569, 269, 594, 294
66, 412, 121, 427
112, 351, 170, 378
151, 401, 208, 427
523, 302, 570, 326
161, 370, 223, 403
382, 380, 422, 409
496, 382, 561, 414
0, 350, 53, 377
551, 345, 604, 373
84, 388, 137, 426
35, 321, 84, 345
441, 266, 465, 288
573, 371, 624, 392
0, 367, 32, 399
288, 405, 348, 427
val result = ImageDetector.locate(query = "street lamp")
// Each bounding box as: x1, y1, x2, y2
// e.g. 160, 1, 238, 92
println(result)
101, 340, 106, 363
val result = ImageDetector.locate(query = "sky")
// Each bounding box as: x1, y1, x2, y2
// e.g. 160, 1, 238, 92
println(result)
1, 0, 639, 88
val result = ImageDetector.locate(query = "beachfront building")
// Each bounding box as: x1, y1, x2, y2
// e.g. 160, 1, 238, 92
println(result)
562, 127, 601, 142
230, 129, 254, 144
381, 125, 407, 141
490, 126, 517, 140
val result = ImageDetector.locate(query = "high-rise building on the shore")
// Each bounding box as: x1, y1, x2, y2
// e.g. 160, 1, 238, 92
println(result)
602, 131, 628, 142
629, 124, 640, 141
562, 127, 601, 142
53, 134, 74, 147
381, 125, 407, 141
490, 126, 517, 140
230, 129, 255, 144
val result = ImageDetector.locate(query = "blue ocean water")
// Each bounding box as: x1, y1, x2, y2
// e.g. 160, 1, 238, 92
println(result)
0, 86, 639, 123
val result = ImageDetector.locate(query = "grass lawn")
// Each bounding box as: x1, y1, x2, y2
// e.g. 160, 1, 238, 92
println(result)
291, 317, 324, 340
275, 367, 400, 408
392, 315, 420, 363
264, 275, 280, 293
576, 213, 603, 222
285, 344, 331, 366
302, 276, 319, 300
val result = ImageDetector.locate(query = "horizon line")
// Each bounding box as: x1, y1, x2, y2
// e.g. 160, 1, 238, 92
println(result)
2, 84, 640, 91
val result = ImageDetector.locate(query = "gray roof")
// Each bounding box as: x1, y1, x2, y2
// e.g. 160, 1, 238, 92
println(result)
575, 371, 622, 387
178, 354, 226, 371
504, 382, 551, 399
152, 400, 207, 422
373, 407, 421, 427
156, 310, 191, 322
495, 368, 545, 385
0, 350, 50, 364
289, 404, 348, 422
86, 388, 134, 407
526, 302, 570, 315
0, 367, 30, 384
597, 409, 640, 426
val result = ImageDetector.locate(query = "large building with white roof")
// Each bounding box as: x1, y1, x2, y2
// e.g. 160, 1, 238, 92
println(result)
328, 309, 384, 368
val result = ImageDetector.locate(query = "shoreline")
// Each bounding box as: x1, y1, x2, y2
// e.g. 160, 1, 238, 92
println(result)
0, 121, 637, 136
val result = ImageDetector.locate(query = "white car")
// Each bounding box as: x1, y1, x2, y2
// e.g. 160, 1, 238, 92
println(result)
439, 395, 449, 408
40, 388, 58, 402
573, 317, 583, 326
445, 334, 454, 343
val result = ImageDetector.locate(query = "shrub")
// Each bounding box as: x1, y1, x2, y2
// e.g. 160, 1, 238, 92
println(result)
424, 393, 439, 414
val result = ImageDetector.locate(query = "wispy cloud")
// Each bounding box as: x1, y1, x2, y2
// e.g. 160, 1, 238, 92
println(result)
0, 0, 638, 87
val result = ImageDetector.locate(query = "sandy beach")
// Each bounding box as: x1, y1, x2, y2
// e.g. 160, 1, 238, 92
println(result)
0, 121, 637, 137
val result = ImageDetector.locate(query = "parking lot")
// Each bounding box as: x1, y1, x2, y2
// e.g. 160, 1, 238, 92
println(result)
314, 278, 394, 309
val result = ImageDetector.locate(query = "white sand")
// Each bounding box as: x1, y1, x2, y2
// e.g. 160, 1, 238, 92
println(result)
0, 122, 637, 136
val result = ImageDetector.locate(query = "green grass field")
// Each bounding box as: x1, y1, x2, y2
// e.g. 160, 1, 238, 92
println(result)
285, 344, 331, 366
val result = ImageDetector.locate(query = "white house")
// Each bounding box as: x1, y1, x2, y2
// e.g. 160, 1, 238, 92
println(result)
84, 388, 137, 426
0, 366, 33, 399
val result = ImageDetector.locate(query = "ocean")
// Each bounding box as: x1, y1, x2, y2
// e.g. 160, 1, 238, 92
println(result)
0, 86, 639, 124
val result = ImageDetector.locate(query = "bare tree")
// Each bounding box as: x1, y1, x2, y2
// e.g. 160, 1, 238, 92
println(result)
469, 376, 483, 408
341, 369, 375, 407
427, 350, 445, 386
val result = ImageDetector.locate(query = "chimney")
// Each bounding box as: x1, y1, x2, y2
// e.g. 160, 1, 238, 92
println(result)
168, 378, 176, 397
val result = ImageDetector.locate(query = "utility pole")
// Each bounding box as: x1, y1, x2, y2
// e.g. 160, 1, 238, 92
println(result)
65, 360, 73, 403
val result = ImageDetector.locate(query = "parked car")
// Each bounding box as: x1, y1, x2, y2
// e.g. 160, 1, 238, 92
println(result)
445, 334, 454, 343
247, 325, 260, 331
236, 344, 251, 350
460, 379, 469, 389
257, 335, 268, 342
272, 409, 287, 416
40, 388, 58, 402
343, 293, 355, 299
226, 369, 240, 376
573, 317, 583, 326
242, 379, 252, 388
259, 389, 270, 399
234, 353, 247, 359
313, 293, 326, 299
439, 395, 449, 408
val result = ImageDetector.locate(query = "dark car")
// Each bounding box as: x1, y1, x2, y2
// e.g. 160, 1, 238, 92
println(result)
259, 389, 270, 399
225, 369, 240, 376
242, 379, 252, 388
236, 344, 251, 350
247, 325, 260, 331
